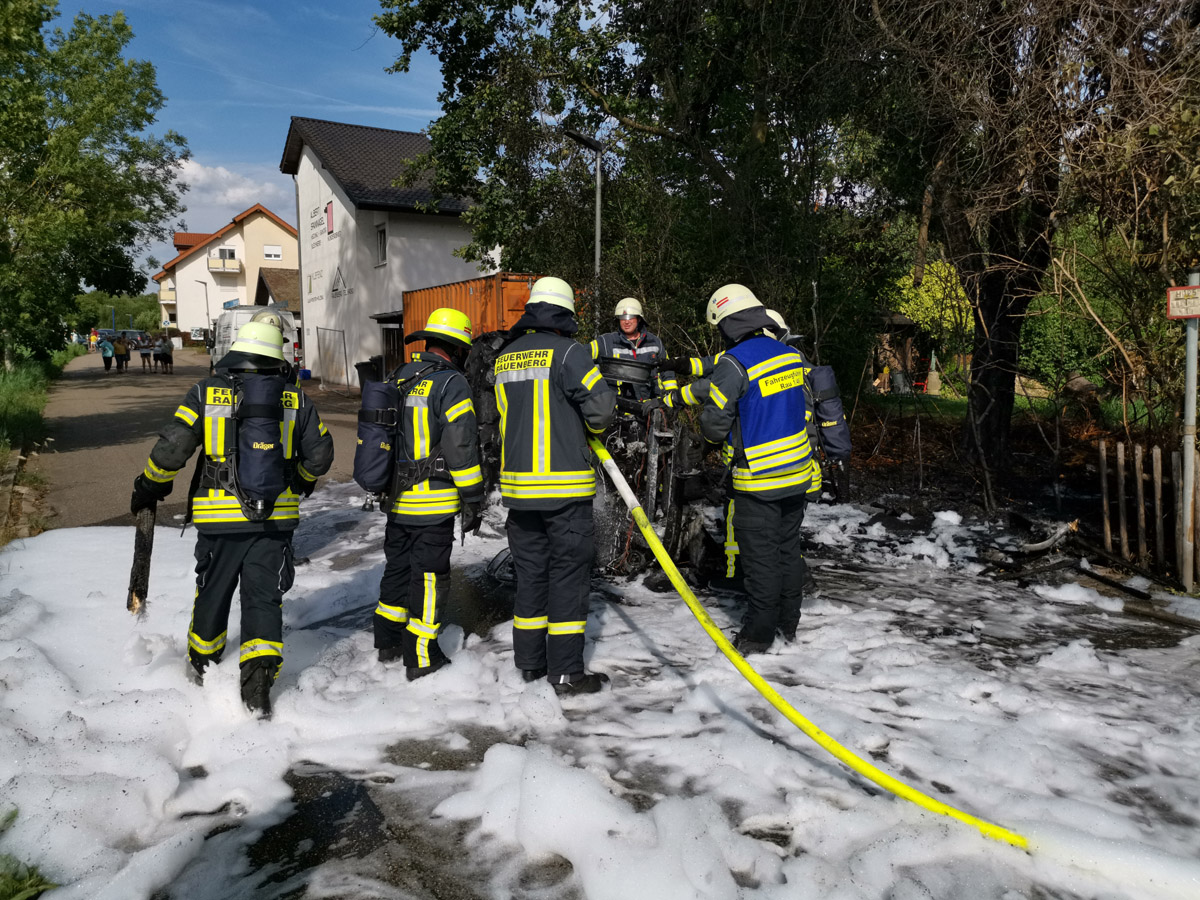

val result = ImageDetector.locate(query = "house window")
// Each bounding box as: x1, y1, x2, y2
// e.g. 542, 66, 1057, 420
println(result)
375, 224, 387, 265
264, 244, 282, 260
218, 247, 236, 260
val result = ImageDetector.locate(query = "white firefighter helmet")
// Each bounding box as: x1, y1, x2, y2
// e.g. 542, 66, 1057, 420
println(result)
230, 321, 285, 361
527, 276, 575, 312
705, 283, 762, 326
765, 309, 789, 339
250, 308, 284, 331
613, 297, 644, 319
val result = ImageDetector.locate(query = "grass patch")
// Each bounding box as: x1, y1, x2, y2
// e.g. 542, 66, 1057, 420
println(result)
14, 469, 45, 488
0, 345, 83, 454
0, 809, 57, 900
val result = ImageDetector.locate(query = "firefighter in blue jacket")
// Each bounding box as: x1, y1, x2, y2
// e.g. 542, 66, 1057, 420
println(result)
373, 308, 485, 680
698, 285, 820, 654
495, 276, 617, 694
129, 320, 334, 715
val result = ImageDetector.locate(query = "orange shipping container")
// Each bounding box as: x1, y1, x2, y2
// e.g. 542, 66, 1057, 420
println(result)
402, 272, 536, 362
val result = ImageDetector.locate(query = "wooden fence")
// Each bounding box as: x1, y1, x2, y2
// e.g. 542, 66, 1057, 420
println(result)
1098, 440, 1197, 581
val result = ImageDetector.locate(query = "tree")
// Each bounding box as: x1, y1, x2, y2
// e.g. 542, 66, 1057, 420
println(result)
374, 0, 906, 384
864, 0, 1200, 491
894, 259, 972, 356
70, 291, 160, 334
0, 1, 188, 360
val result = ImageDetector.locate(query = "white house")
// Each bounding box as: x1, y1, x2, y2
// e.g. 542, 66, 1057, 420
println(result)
279, 116, 490, 384
152, 204, 299, 335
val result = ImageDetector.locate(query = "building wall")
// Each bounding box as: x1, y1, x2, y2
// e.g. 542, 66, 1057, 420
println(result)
292, 144, 486, 383
158, 212, 298, 335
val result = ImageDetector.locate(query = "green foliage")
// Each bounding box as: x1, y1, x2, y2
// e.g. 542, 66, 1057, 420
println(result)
0, 809, 57, 900
1018, 293, 1109, 389
374, 0, 902, 388
0, 2, 188, 360
70, 291, 159, 333
893, 260, 973, 354
0, 362, 51, 450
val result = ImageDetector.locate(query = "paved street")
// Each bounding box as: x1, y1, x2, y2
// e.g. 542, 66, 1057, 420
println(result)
32, 349, 359, 529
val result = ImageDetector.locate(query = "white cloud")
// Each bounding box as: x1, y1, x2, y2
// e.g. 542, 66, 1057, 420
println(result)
138, 159, 296, 278
178, 158, 292, 217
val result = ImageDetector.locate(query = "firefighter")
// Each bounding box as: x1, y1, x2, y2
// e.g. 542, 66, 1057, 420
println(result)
129, 320, 334, 716
495, 276, 616, 694
698, 285, 819, 654
589, 297, 679, 409
372, 308, 485, 680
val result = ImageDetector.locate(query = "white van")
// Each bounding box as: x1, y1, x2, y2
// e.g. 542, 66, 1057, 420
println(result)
210, 306, 301, 371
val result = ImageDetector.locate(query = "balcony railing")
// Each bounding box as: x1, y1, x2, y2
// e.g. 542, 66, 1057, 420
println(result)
159, 288, 176, 301
207, 257, 241, 273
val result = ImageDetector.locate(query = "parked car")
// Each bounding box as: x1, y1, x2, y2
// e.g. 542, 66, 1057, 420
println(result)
117, 329, 152, 346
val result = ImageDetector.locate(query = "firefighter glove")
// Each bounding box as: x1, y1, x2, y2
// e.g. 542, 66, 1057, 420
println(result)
657, 357, 689, 374
130, 474, 169, 515
293, 473, 317, 497
641, 398, 666, 413
461, 501, 484, 536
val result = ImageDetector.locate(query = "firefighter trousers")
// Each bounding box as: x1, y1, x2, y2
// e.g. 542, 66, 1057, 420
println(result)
189, 531, 295, 676
506, 500, 594, 678
374, 517, 454, 670
732, 492, 807, 643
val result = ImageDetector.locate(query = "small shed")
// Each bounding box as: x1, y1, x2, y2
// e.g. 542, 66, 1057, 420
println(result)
368, 272, 537, 377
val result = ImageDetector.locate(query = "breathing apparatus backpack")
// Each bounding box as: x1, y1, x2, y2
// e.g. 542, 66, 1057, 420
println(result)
802, 363, 851, 460
354, 379, 401, 493
196, 373, 290, 522
353, 362, 448, 500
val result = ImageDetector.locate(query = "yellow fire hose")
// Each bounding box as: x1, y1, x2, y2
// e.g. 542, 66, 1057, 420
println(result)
589, 438, 1028, 850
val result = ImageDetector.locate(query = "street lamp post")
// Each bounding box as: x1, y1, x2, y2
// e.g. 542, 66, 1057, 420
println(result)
195, 279, 211, 330
564, 128, 605, 332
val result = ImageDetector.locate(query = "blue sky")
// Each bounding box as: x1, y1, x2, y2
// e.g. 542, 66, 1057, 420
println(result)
53, 0, 445, 275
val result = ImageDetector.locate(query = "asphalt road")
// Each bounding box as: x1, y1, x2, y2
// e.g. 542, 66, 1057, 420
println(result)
33, 349, 360, 530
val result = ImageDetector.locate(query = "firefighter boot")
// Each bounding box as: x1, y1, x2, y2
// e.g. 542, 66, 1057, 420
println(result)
240, 661, 274, 718
551, 672, 610, 696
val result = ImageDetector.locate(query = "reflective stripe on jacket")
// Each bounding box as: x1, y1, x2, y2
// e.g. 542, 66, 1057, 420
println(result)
699, 335, 817, 500
388, 353, 484, 524
496, 331, 616, 509
589, 330, 679, 404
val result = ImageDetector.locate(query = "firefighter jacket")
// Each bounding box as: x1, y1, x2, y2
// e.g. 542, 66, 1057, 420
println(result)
682, 344, 851, 461
699, 335, 819, 500
495, 306, 616, 509
589, 329, 680, 405
141, 368, 334, 534
387, 352, 485, 524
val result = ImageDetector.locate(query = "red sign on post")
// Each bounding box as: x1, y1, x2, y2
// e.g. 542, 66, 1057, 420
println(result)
1168, 286, 1200, 319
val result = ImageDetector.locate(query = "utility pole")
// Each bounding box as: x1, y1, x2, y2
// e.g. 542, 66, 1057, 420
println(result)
564, 129, 605, 333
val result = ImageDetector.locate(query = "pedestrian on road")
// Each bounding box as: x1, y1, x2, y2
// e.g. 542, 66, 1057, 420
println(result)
112, 336, 128, 373
139, 338, 153, 372
368, 308, 485, 680
99, 337, 114, 372
493, 276, 616, 694
698, 284, 819, 655
89, 329, 98, 353
128, 320, 334, 716
155, 334, 174, 374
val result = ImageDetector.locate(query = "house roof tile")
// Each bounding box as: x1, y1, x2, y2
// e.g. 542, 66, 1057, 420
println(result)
279, 116, 469, 215
255, 267, 302, 314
